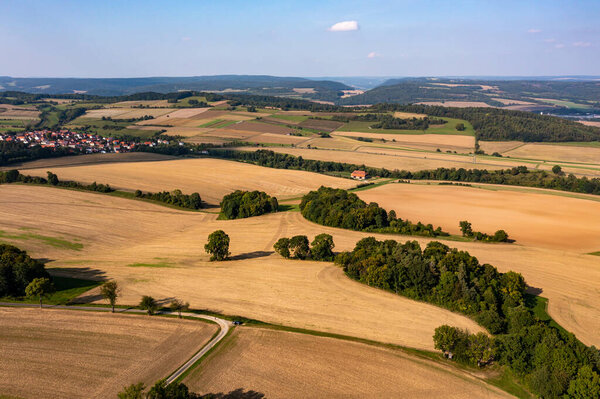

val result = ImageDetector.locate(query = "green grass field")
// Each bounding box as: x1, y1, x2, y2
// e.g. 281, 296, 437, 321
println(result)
336, 116, 474, 136
535, 98, 593, 110
0, 229, 83, 251
1, 274, 100, 305
198, 119, 239, 129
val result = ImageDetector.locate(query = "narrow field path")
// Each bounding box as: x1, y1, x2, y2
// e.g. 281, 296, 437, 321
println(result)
0, 302, 231, 385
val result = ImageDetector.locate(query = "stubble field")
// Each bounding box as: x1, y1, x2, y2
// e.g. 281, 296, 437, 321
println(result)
0, 307, 217, 399
23, 158, 358, 204
184, 327, 513, 399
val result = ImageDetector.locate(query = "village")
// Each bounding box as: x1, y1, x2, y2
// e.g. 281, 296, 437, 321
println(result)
0, 129, 170, 153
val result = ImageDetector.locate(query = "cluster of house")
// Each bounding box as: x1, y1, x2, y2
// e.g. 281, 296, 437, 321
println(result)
0, 130, 170, 154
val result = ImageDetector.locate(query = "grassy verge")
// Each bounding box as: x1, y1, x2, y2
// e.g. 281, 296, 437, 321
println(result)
524, 294, 569, 335
0, 229, 83, 250
1, 274, 100, 305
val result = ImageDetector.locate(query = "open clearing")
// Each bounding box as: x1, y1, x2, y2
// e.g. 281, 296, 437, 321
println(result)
0, 307, 217, 399
184, 327, 512, 399
0, 185, 486, 351
1, 185, 599, 349
356, 183, 600, 252
23, 158, 357, 204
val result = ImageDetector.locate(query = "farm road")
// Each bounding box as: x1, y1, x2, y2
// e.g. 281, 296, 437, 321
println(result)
0, 302, 231, 385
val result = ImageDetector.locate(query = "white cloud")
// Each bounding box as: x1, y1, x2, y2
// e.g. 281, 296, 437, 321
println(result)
528, 28, 541, 34
573, 41, 592, 47
555, 43, 565, 49
367, 52, 380, 58
328, 20, 359, 32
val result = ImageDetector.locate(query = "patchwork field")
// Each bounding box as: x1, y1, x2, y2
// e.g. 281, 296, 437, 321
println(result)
0, 307, 217, 399
184, 327, 512, 399
1, 152, 177, 170
0, 185, 486, 351
356, 183, 600, 252
331, 131, 475, 149
23, 158, 357, 204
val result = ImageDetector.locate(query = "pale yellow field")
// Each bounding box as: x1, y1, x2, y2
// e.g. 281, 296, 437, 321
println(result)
245, 132, 309, 145
581, 121, 600, 128
491, 98, 535, 105
393, 111, 427, 119
24, 158, 358, 204
503, 143, 600, 164
108, 100, 170, 108
332, 131, 475, 148
0, 185, 486, 351
0, 307, 217, 399
478, 141, 524, 154
185, 327, 512, 399
357, 183, 600, 252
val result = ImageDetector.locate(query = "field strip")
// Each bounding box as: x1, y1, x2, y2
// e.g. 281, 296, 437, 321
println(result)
0, 302, 230, 386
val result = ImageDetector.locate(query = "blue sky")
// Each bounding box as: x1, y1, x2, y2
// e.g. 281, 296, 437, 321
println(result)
1, 0, 598, 77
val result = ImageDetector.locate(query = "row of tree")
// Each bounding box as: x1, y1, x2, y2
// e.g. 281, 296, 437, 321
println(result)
274, 234, 335, 261
206, 150, 600, 196
459, 220, 509, 242
329, 113, 446, 130
334, 237, 600, 398
299, 186, 448, 237
219, 190, 278, 219
134, 189, 202, 210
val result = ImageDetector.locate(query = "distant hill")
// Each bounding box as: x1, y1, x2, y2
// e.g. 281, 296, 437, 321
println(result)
0, 75, 351, 102
338, 77, 600, 115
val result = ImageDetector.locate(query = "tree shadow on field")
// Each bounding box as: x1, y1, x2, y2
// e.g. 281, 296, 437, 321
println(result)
526, 286, 543, 296
47, 266, 108, 282
228, 251, 274, 261
201, 388, 265, 399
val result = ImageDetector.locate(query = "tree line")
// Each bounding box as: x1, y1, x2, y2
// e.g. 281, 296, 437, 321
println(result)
0, 170, 203, 210
274, 234, 335, 261
219, 190, 278, 219
459, 220, 509, 243
300, 186, 448, 237
336, 237, 600, 398
329, 113, 446, 130
206, 150, 600, 196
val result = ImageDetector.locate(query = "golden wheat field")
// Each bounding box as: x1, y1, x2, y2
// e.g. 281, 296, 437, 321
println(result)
23, 158, 357, 204
357, 182, 600, 251
332, 131, 475, 149
0, 185, 486, 351
184, 327, 513, 399
1, 185, 599, 348
502, 143, 600, 164
0, 307, 217, 399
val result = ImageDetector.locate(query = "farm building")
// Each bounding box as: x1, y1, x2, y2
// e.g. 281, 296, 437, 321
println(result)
351, 170, 369, 180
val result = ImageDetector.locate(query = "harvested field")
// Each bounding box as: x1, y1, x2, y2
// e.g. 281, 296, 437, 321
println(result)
109, 100, 170, 108
356, 183, 600, 252
292, 87, 315, 94
478, 141, 524, 154
298, 118, 345, 132
82, 108, 130, 118
491, 98, 535, 105
0, 307, 217, 399
580, 120, 600, 127
111, 108, 174, 119
0, 185, 485, 351
185, 327, 512, 399
246, 132, 309, 145
393, 111, 427, 118
332, 131, 475, 149
0, 152, 176, 171
227, 120, 294, 135
135, 108, 213, 126
24, 158, 357, 204
504, 143, 600, 164
416, 101, 492, 108
0, 104, 39, 119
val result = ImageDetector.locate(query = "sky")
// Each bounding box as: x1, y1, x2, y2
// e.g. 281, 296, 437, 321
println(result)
1, 0, 599, 78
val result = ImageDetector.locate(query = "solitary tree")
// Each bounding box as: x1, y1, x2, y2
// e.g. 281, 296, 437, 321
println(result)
139, 295, 158, 315
289, 235, 311, 259
552, 165, 563, 175
493, 229, 509, 242
170, 299, 190, 318
25, 277, 55, 308
455, 123, 466, 131
459, 220, 473, 237
100, 280, 120, 312
311, 234, 335, 261
117, 382, 146, 399
273, 237, 291, 258
46, 171, 59, 186
204, 230, 230, 261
